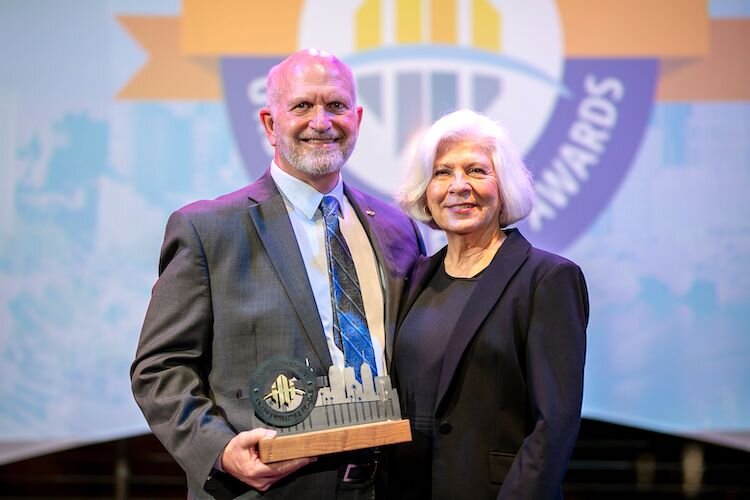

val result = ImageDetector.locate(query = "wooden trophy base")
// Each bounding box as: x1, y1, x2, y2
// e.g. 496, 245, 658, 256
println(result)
258, 419, 412, 463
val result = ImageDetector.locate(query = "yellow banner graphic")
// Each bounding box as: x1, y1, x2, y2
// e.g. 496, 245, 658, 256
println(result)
116, 0, 748, 101
117, 16, 221, 100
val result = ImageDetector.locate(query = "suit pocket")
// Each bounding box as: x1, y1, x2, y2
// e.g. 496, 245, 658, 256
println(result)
489, 451, 516, 484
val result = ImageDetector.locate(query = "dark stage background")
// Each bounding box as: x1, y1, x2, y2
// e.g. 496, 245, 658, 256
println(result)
1, 419, 749, 499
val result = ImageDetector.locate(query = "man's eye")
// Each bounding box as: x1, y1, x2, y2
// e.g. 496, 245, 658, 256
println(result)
329, 102, 345, 111
293, 103, 310, 110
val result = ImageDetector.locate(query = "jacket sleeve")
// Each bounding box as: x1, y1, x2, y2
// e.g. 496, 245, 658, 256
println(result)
498, 261, 589, 499
130, 210, 235, 488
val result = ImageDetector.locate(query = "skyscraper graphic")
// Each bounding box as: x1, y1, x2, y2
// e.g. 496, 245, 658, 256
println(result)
352, 0, 504, 153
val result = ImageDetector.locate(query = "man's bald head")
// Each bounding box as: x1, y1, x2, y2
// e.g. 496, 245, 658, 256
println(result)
266, 49, 357, 112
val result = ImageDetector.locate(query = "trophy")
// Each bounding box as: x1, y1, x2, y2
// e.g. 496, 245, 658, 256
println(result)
248, 356, 411, 462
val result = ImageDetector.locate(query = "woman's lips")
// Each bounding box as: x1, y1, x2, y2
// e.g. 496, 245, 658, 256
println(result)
446, 203, 476, 213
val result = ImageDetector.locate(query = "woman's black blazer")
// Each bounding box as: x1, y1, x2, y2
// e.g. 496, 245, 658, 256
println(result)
393, 228, 589, 499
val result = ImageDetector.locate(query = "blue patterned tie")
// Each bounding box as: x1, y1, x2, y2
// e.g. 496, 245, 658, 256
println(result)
320, 196, 377, 382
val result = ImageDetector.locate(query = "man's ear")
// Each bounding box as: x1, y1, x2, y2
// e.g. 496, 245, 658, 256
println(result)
259, 108, 276, 146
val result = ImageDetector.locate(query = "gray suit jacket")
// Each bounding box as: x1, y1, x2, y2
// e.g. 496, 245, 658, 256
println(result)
131, 171, 424, 498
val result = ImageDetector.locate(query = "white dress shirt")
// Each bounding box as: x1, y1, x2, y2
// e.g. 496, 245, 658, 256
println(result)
270, 162, 386, 376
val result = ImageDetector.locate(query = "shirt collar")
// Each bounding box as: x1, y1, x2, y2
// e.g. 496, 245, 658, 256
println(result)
270, 161, 345, 220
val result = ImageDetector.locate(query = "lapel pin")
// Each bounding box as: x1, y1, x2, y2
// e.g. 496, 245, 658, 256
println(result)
365, 209, 375, 216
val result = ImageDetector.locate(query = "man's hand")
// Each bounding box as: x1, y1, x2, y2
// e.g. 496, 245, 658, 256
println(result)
220, 429, 316, 492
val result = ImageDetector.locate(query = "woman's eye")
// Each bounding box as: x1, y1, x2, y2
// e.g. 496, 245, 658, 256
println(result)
433, 168, 451, 177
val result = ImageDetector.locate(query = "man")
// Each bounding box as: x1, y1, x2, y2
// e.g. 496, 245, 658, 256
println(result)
130, 49, 424, 499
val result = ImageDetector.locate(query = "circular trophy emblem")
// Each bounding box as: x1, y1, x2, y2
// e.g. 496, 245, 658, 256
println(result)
249, 356, 318, 428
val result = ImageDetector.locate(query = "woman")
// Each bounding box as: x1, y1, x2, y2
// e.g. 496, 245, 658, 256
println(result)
389, 110, 588, 499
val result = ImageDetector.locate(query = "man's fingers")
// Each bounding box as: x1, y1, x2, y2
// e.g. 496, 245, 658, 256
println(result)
267, 456, 316, 476
221, 429, 277, 479
237, 428, 276, 448
222, 430, 315, 491
241, 456, 316, 491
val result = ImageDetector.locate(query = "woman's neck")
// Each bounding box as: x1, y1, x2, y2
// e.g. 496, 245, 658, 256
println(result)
444, 228, 506, 278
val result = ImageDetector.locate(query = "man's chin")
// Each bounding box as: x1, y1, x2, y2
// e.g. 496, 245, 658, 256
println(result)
289, 154, 345, 177
296, 162, 341, 176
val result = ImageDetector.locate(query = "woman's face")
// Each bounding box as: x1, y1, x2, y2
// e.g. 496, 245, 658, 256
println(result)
426, 139, 502, 238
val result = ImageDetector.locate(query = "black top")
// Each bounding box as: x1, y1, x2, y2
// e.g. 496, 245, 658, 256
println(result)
394, 263, 479, 432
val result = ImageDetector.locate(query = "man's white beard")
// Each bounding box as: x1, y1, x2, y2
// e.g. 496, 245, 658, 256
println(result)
276, 134, 356, 176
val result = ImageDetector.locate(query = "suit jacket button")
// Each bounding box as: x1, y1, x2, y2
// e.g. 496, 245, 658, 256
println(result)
438, 421, 452, 434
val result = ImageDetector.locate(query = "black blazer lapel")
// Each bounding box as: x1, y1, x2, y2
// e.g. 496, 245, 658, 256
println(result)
390, 249, 445, 384
345, 186, 413, 366
434, 229, 531, 413
395, 248, 446, 334
246, 171, 332, 367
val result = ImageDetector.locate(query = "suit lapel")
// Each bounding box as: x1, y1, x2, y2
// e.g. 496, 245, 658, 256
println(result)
390, 249, 445, 379
246, 171, 332, 367
434, 229, 531, 413
395, 249, 446, 334
344, 186, 410, 366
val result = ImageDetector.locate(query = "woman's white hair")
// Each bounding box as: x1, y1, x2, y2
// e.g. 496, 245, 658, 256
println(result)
395, 109, 534, 228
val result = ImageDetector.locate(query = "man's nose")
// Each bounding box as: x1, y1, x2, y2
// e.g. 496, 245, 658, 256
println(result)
309, 107, 332, 131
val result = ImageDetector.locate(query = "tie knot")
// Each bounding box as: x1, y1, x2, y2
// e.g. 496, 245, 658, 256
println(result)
320, 195, 340, 219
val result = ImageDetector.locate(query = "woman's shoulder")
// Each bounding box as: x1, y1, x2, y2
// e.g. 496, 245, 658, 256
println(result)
521, 246, 586, 293
527, 246, 579, 269
501, 228, 579, 270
